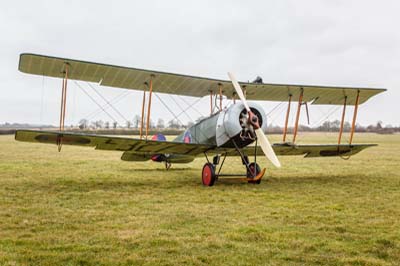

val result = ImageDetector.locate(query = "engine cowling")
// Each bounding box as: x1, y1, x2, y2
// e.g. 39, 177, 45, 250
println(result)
216, 102, 268, 148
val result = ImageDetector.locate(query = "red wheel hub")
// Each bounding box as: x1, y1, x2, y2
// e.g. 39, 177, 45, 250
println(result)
202, 163, 216, 186
203, 166, 211, 185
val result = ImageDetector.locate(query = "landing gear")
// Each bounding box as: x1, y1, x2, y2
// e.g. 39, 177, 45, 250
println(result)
201, 135, 266, 186
201, 153, 265, 186
247, 162, 262, 184
202, 163, 216, 186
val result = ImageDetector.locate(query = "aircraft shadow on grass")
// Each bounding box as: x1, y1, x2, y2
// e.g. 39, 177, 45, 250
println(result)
37, 172, 363, 193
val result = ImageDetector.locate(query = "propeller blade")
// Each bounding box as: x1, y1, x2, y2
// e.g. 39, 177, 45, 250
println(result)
228, 72, 250, 112
255, 129, 281, 168
228, 72, 281, 168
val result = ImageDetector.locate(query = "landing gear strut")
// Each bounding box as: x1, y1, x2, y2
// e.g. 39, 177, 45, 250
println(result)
201, 152, 265, 186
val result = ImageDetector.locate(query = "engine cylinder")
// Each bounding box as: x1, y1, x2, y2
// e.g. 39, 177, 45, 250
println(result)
216, 102, 268, 148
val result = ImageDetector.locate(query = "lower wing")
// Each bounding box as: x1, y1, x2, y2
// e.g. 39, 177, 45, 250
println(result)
15, 130, 376, 161
239, 143, 376, 158
15, 130, 212, 162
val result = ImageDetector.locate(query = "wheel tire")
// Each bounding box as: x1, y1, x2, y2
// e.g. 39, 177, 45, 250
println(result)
247, 162, 262, 184
202, 163, 216, 186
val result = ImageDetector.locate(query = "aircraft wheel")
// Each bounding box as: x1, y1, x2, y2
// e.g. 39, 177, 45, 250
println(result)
202, 163, 216, 186
247, 162, 261, 184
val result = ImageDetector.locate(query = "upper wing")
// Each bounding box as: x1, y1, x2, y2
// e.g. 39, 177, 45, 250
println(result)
15, 130, 213, 156
236, 143, 376, 158
19, 53, 385, 105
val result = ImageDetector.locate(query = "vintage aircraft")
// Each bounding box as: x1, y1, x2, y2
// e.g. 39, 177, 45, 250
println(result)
15, 53, 386, 186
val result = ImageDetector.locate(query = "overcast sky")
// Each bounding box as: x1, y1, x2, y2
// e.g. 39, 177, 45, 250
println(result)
0, 0, 398, 128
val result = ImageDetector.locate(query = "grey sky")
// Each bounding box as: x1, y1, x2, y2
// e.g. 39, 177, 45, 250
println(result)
0, 0, 398, 127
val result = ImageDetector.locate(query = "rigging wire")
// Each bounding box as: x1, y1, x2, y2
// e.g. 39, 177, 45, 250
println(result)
175, 96, 204, 119
74, 81, 117, 122
85, 82, 130, 122
153, 93, 207, 143
177, 94, 211, 142
295, 105, 342, 143
177, 95, 204, 117
155, 77, 211, 142
266, 102, 288, 126
169, 95, 194, 123
86, 91, 130, 121
266, 102, 285, 116
157, 78, 205, 123
310, 105, 341, 128
84, 89, 131, 121
153, 79, 211, 143
153, 93, 185, 127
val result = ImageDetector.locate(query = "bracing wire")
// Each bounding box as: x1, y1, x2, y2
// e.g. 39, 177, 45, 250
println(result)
310, 105, 341, 128
175, 96, 204, 119
84, 89, 131, 121
153, 93, 208, 143
169, 95, 193, 123
177, 95, 204, 117
85, 82, 130, 122
264, 101, 342, 143
157, 77, 209, 129
295, 105, 342, 143
74, 81, 117, 122
157, 78, 205, 123
267, 102, 288, 126
153, 93, 185, 127
266, 102, 285, 116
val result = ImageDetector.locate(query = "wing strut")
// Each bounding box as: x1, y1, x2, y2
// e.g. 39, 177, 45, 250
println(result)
282, 94, 292, 142
218, 83, 223, 110
338, 96, 347, 145
209, 90, 213, 115
349, 90, 360, 144
57, 63, 69, 152
292, 88, 304, 143
139, 85, 146, 139
145, 75, 155, 140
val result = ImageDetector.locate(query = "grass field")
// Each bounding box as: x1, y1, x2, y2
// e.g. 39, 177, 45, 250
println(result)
0, 133, 399, 266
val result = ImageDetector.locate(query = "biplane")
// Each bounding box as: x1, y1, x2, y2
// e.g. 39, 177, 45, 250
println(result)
15, 53, 386, 186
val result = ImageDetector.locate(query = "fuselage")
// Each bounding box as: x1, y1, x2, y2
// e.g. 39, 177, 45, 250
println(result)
175, 102, 268, 148
153, 102, 267, 164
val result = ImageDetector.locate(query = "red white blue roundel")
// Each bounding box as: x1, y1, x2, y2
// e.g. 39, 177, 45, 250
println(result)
151, 133, 166, 141
183, 130, 192, 143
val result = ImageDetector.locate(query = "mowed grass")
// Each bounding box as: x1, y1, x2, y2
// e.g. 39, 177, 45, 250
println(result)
0, 133, 399, 266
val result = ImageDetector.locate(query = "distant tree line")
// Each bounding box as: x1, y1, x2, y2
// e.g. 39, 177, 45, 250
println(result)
1, 120, 398, 135
76, 116, 188, 130
74, 117, 399, 135
267, 120, 399, 134
74, 114, 210, 131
